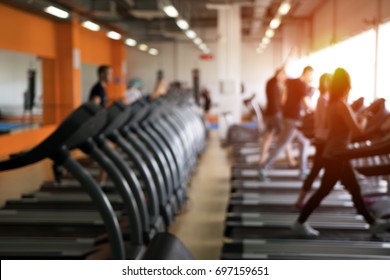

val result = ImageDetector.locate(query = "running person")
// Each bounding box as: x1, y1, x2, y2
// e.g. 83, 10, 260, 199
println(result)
291, 67, 390, 236
259, 66, 313, 180
294, 73, 331, 208
259, 68, 297, 168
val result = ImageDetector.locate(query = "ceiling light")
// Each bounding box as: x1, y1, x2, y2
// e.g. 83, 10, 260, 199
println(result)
269, 18, 281, 29
107, 31, 121, 40
262, 37, 270, 44
194, 38, 202, 45
199, 44, 210, 54
81, 21, 100, 31
44, 6, 69, 19
185, 30, 197, 39
265, 29, 275, 38
139, 44, 149, 51
278, 1, 291, 15
176, 19, 189, 30
256, 48, 263, 54
148, 48, 159, 56
163, 5, 179, 18
125, 38, 137, 47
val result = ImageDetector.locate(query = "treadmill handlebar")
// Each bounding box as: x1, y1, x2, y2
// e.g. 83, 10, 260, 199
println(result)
0, 103, 106, 171
100, 101, 131, 137
335, 137, 390, 160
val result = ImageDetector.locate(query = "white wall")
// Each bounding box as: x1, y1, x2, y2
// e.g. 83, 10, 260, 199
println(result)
242, 40, 281, 108
127, 31, 298, 111
127, 27, 219, 96
0, 49, 42, 116
81, 63, 98, 102
127, 38, 220, 112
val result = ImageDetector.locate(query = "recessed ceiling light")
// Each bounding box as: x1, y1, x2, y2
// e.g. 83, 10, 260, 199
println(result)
125, 38, 137, 47
269, 18, 281, 29
82, 21, 100, 31
163, 5, 179, 18
262, 37, 270, 44
176, 19, 189, 30
278, 2, 291, 15
107, 31, 121, 40
44, 6, 69, 19
185, 30, 197, 39
148, 48, 159, 56
265, 29, 275, 38
194, 38, 202, 45
139, 44, 149, 51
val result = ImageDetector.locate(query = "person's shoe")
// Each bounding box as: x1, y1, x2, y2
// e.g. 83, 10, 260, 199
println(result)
291, 221, 319, 237
258, 167, 268, 181
363, 196, 376, 205
294, 202, 305, 210
370, 219, 390, 236
298, 170, 309, 180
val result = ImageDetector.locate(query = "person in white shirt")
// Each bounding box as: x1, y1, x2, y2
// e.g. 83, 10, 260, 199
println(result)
125, 79, 143, 104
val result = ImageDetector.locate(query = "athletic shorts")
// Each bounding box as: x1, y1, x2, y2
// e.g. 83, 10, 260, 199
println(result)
264, 113, 284, 134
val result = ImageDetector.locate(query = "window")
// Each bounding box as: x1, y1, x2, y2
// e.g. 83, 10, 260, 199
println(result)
377, 20, 390, 101
307, 29, 376, 103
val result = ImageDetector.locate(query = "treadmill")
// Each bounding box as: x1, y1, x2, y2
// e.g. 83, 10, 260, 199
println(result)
6, 96, 204, 241
0, 95, 202, 260
3, 102, 161, 247
222, 124, 390, 259
0, 103, 130, 259
231, 99, 389, 177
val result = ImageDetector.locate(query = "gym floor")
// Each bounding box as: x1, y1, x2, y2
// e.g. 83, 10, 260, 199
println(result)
0, 130, 232, 259
170, 131, 231, 259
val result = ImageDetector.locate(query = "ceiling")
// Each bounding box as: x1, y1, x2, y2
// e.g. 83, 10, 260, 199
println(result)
3, 0, 325, 42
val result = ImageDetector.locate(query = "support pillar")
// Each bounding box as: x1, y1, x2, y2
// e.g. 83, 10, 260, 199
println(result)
54, 17, 82, 121
217, 4, 242, 138
107, 40, 127, 103
42, 58, 58, 125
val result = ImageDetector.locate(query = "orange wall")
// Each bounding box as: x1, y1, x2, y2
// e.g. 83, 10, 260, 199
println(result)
55, 20, 83, 118
0, 126, 56, 158
0, 4, 127, 156
80, 28, 111, 65
0, 4, 56, 58
108, 40, 127, 101
42, 58, 59, 125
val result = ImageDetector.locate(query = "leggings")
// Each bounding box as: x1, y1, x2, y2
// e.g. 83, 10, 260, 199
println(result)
298, 159, 375, 225
302, 141, 325, 192
263, 118, 310, 173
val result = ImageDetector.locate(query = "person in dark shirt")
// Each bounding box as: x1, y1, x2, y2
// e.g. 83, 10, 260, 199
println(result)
201, 88, 212, 114
259, 66, 313, 180
259, 68, 297, 167
89, 65, 112, 108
